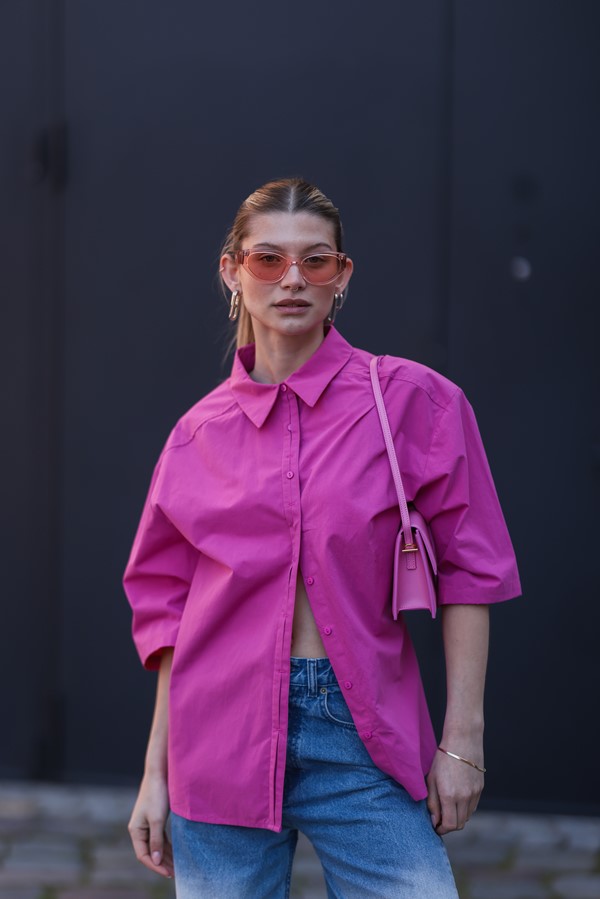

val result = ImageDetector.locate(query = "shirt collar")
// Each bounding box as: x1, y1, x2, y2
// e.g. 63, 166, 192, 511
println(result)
230, 326, 354, 428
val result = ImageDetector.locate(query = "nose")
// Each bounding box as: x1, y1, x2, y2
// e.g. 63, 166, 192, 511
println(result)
280, 260, 306, 290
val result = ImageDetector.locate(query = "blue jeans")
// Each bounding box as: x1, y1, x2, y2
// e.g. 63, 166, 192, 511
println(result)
171, 658, 458, 898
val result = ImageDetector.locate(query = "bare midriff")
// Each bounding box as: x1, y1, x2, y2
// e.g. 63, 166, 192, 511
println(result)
290, 568, 328, 658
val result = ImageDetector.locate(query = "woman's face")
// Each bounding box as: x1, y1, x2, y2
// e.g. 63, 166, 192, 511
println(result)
221, 211, 353, 344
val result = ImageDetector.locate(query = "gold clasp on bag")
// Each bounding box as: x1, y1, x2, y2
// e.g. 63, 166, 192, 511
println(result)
402, 542, 419, 553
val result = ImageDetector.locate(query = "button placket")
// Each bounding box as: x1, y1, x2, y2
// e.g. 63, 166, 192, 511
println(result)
275, 388, 302, 825
282, 389, 299, 496
281, 390, 301, 529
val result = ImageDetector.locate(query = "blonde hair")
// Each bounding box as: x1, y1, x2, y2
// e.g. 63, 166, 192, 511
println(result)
220, 178, 344, 352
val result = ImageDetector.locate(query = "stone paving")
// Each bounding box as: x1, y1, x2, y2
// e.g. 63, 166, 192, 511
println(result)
0, 782, 599, 898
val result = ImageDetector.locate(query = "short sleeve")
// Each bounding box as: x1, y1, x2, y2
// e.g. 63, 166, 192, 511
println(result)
414, 388, 521, 605
123, 456, 197, 669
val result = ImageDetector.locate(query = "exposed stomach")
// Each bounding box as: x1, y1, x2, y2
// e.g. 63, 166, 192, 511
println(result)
290, 568, 328, 658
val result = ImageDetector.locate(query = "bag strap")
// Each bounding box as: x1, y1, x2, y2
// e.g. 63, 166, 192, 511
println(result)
369, 356, 416, 550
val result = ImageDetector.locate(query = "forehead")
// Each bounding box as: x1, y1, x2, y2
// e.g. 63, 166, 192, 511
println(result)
244, 211, 336, 250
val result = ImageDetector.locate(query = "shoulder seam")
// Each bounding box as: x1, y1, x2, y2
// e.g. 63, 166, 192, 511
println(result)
421, 388, 463, 485
162, 393, 239, 455
381, 370, 462, 412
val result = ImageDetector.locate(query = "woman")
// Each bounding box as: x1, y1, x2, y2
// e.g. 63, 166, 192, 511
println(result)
124, 178, 521, 898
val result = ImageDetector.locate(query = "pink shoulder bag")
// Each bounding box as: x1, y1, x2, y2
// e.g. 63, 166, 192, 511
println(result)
370, 356, 438, 619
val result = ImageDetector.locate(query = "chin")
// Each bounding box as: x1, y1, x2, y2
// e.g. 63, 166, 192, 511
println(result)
278, 319, 323, 336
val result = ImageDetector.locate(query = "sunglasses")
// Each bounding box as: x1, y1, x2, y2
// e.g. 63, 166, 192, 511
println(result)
236, 250, 347, 285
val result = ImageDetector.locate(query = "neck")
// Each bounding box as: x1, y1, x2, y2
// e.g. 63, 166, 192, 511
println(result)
250, 325, 327, 384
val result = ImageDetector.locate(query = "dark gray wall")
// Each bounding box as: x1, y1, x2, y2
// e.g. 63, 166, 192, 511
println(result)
1, 0, 598, 813
447, 2, 600, 811
1, 0, 65, 778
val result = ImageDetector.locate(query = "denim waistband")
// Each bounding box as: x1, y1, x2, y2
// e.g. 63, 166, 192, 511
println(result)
289, 657, 338, 694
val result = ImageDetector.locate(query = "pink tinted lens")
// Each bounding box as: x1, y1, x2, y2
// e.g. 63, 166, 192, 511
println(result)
299, 254, 342, 284
245, 253, 288, 281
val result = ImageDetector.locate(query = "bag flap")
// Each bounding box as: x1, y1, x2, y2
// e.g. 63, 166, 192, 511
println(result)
400, 508, 438, 576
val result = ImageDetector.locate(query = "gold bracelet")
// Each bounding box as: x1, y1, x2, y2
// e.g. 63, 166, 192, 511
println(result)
438, 746, 486, 774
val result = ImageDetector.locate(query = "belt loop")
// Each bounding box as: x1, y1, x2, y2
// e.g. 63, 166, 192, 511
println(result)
307, 659, 317, 695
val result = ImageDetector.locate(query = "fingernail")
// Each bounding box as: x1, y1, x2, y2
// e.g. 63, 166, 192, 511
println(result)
152, 851, 161, 864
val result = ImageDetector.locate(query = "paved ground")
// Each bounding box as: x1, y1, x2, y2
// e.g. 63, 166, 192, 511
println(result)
0, 782, 599, 898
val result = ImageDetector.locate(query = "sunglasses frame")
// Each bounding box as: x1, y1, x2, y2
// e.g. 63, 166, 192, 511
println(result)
236, 250, 347, 285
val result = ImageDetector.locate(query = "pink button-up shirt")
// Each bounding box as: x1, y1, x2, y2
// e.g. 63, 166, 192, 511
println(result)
123, 326, 520, 830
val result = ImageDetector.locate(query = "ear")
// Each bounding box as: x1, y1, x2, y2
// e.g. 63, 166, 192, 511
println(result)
335, 256, 354, 293
220, 253, 241, 292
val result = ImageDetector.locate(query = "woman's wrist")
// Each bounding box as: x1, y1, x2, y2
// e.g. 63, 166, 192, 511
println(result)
439, 722, 484, 765
142, 763, 168, 781
143, 736, 169, 778
437, 745, 486, 774
441, 710, 484, 739
440, 719, 484, 762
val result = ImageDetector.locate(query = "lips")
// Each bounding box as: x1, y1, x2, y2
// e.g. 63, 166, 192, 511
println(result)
274, 300, 310, 307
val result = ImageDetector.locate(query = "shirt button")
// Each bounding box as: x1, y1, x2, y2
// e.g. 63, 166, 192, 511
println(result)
281, 384, 287, 392
343, 680, 353, 690
286, 471, 294, 479
306, 576, 314, 585
287, 424, 292, 431
362, 731, 373, 741
323, 626, 332, 636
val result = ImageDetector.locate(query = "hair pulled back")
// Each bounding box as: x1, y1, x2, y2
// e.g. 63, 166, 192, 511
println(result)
221, 178, 344, 349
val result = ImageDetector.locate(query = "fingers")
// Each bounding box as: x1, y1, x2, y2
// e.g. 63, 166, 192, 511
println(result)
435, 798, 458, 836
149, 818, 175, 877
427, 756, 483, 835
150, 832, 174, 878
128, 775, 174, 879
435, 791, 481, 835
150, 817, 165, 867
160, 836, 175, 875
426, 776, 442, 831
128, 819, 174, 879
442, 795, 483, 833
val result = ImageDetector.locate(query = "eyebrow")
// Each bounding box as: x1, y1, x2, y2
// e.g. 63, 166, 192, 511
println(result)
249, 242, 335, 253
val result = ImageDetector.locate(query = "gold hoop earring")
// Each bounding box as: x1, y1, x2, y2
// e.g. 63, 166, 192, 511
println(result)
229, 289, 241, 322
326, 292, 344, 324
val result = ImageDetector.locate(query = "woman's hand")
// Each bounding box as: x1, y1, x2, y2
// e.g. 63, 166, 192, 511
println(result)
128, 649, 174, 877
426, 746, 484, 834
128, 772, 174, 878
430, 604, 489, 835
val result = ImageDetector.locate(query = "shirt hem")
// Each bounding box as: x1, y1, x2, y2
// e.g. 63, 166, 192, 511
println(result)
169, 799, 280, 832
438, 581, 522, 605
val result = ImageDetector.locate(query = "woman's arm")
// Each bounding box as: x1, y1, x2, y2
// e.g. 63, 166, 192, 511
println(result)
426, 604, 489, 835
128, 647, 174, 878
